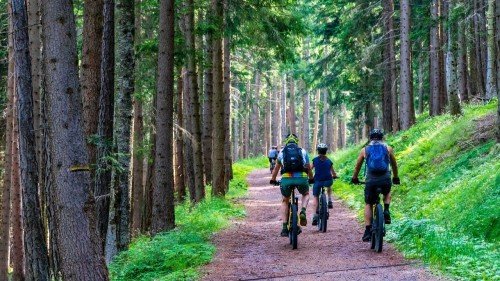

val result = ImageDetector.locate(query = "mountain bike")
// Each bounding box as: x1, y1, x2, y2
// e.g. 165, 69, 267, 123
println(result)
274, 180, 300, 249
353, 181, 385, 253
317, 186, 329, 232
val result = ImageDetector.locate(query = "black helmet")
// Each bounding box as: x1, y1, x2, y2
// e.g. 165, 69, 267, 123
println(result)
317, 143, 328, 155
369, 128, 384, 140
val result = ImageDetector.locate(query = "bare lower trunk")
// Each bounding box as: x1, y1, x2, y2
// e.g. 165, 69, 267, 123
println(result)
251, 71, 260, 156
302, 86, 310, 151
457, 16, 468, 102
312, 89, 320, 150
288, 77, 296, 135
175, 73, 186, 202
485, 0, 497, 99
280, 76, 287, 141
202, 19, 213, 184
321, 90, 328, 144
41, 0, 109, 277
182, 69, 196, 201
399, 0, 415, 130
430, 0, 444, 115
339, 105, 347, 149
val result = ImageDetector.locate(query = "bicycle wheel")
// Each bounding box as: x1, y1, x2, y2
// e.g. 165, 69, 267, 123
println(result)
374, 203, 384, 253
290, 204, 298, 249
319, 193, 328, 232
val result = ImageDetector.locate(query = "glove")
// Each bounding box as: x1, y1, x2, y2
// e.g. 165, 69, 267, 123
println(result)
392, 177, 401, 185
270, 179, 278, 186
351, 177, 360, 184
308, 178, 315, 184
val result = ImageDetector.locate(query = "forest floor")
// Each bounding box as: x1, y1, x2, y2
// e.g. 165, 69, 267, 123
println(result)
201, 169, 447, 281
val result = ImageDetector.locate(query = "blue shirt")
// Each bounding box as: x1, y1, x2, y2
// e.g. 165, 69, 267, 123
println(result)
312, 156, 333, 181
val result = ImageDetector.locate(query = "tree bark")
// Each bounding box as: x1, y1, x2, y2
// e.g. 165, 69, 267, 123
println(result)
418, 47, 425, 114
339, 104, 347, 149
312, 89, 320, 151
486, 0, 497, 98
212, 0, 226, 196
382, 0, 397, 131
223, 0, 232, 184
41, 0, 109, 277
399, 0, 415, 130
430, 0, 445, 115
251, 70, 260, 156
202, 13, 213, 184
131, 0, 144, 237
0, 19, 14, 278
288, 77, 297, 135
175, 71, 186, 202
321, 90, 328, 144
280, 76, 287, 143
110, 0, 135, 254
81, 0, 104, 175
95, 0, 114, 253
473, 0, 486, 98
11, 1, 50, 279
302, 85, 310, 151
457, 9, 468, 102
182, 69, 196, 202
151, 0, 175, 234
447, 0, 461, 115
272, 87, 280, 146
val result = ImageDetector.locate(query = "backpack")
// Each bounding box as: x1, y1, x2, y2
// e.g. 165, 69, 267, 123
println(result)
282, 143, 304, 173
365, 143, 390, 175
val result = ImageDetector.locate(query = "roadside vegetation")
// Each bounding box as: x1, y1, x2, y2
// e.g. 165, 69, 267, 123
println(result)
332, 102, 499, 280
109, 157, 267, 280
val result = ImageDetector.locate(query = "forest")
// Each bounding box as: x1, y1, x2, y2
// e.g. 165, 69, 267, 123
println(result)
0, 0, 498, 280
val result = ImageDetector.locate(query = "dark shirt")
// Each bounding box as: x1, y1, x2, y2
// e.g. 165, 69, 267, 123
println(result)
312, 156, 333, 181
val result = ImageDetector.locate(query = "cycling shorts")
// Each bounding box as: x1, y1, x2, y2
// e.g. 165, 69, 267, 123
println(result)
364, 178, 391, 204
312, 179, 333, 197
280, 177, 309, 197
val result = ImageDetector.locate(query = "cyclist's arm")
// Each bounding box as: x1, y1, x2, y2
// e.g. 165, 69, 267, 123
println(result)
388, 146, 399, 178
330, 164, 338, 178
352, 148, 365, 179
305, 163, 314, 180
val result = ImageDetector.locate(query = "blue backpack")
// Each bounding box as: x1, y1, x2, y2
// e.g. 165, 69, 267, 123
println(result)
365, 143, 390, 175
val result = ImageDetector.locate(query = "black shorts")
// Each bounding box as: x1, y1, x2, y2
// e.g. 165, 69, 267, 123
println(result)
364, 178, 391, 204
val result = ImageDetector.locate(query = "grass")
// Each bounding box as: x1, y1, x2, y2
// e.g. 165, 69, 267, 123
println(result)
109, 156, 267, 281
332, 101, 499, 280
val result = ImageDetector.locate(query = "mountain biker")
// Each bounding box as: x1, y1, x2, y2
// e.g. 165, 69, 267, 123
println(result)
270, 133, 314, 237
268, 146, 278, 170
311, 143, 338, 226
351, 129, 400, 242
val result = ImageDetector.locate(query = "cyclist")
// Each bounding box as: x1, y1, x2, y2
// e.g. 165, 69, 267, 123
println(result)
351, 129, 400, 242
311, 143, 338, 226
268, 145, 278, 171
270, 133, 314, 237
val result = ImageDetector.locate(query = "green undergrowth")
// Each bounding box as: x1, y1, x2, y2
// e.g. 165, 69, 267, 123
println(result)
109, 157, 266, 280
332, 102, 499, 280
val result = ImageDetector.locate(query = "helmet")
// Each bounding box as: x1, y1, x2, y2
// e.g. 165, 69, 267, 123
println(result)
317, 143, 328, 155
284, 133, 299, 145
369, 128, 384, 140
272, 146, 277, 149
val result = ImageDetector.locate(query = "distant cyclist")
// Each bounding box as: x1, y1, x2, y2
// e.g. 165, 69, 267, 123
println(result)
270, 133, 314, 237
268, 145, 278, 171
311, 143, 338, 226
351, 129, 400, 242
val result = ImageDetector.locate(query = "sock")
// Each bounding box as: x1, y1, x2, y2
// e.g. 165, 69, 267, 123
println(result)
384, 204, 390, 212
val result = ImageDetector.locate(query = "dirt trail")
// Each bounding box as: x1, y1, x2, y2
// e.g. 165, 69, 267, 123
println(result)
202, 169, 445, 281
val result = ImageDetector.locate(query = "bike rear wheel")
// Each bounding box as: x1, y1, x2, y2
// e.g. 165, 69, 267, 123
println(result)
290, 204, 298, 249
319, 193, 328, 232
374, 203, 384, 252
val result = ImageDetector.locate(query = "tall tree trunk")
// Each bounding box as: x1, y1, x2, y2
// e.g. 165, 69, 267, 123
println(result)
81, 0, 104, 177
382, 0, 396, 131
280, 75, 287, 141
302, 86, 310, 151
243, 82, 250, 158
202, 14, 213, 184
175, 72, 186, 202
11, 103, 25, 281
223, 0, 232, 184
381, 48, 393, 131
40, 0, 109, 278
430, 0, 444, 115
399, 0, 415, 130
11, 1, 50, 279
151, 0, 175, 234
182, 0, 205, 202
312, 89, 320, 150
321, 90, 328, 144
0, 22, 14, 278
272, 88, 280, 146
131, 0, 144, 236
339, 104, 347, 149
418, 47, 425, 114
182, 69, 196, 202
473, 0, 486, 98
288, 77, 297, 135
486, 0, 497, 98
332, 117, 338, 151
233, 90, 240, 161
212, 0, 226, 196
251, 70, 260, 156
457, 11, 469, 102
108, 0, 135, 255
496, 0, 500, 143
447, 0, 461, 115
467, 16, 480, 100
95, 0, 114, 253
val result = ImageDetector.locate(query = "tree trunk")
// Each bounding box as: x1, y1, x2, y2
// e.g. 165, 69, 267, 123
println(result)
312, 89, 320, 151
202, 13, 213, 184
0, 20, 14, 278
223, 0, 232, 184
272, 87, 280, 146
95, 0, 114, 253
151, 0, 175, 234
11, 105, 25, 281
486, 0, 497, 98
457, 10, 469, 102
302, 85, 310, 151
332, 117, 338, 151
233, 90, 240, 161
430, 0, 444, 116
418, 47, 425, 114
212, 0, 226, 196
131, 0, 144, 237
251, 70, 260, 156
182, 69, 196, 202
399, 0, 415, 130
81, 0, 104, 176
321, 90, 328, 144
182, 0, 205, 202
467, 16, 480, 100
339, 104, 347, 149
280, 75, 287, 141
175, 72, 186, 202
243, 81, 250, 158
473, 0, 486, 98
11, 1, 50, 279
447, 0, 461, 115
382, 0, 396, 131
40, 0, 109, 278
288, 77, 297, 135
110, 0, 135, 254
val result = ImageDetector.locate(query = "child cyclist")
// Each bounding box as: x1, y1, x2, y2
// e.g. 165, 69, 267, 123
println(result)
311, 143, 338, 226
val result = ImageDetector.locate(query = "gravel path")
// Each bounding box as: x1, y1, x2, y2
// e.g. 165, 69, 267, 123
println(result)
202, 169, 445, 281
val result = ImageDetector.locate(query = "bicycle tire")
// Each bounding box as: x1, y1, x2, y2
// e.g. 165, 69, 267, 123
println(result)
290, 204, 298, 249
374, 203, 384, 253
319, 193, 328, 232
